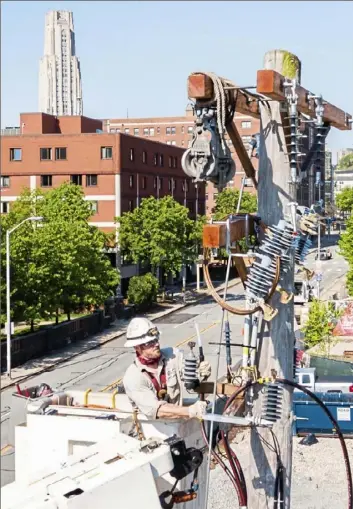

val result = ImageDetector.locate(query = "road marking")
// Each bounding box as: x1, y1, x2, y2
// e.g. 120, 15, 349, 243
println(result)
100, 377, 122, 393
100, 322, 219, 392
175, 322, 218, 347
56, 352, 127, 390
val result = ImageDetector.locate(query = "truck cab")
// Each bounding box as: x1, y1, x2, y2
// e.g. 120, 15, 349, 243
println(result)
295, 367, 353, 394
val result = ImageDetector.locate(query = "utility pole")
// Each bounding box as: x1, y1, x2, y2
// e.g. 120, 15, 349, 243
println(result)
248, 49, 299, 508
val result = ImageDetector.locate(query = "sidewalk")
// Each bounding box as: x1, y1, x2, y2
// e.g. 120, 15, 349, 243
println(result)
1, 278, 241, 391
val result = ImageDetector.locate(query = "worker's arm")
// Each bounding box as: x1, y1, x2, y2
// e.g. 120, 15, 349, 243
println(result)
157, 401, 207, 420
124, 370, 207, 420
156, 403, 190, 419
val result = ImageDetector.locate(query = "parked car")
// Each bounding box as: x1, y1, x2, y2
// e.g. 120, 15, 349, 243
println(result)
315, 248, 332, 260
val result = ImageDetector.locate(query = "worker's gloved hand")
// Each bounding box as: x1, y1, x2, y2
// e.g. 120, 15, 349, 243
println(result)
198, 360, 212, 381
188, 400, 208, 419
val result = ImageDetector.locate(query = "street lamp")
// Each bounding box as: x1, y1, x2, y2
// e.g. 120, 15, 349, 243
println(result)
6, 216, 43, 378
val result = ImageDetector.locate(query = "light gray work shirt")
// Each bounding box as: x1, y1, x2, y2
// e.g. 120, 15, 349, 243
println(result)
123, 347, 182, 419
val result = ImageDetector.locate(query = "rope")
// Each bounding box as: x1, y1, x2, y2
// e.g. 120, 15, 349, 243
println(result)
190, 72, 236, 151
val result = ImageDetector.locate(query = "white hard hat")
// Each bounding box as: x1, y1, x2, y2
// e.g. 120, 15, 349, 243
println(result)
124, 317, 161, 347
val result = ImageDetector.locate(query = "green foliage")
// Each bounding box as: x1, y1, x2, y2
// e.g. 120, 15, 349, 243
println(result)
212, 188, 258, 256
213, 188, 257, 220
336, 187, 353, 212
0, 183, 120, 326
127, 273, 159, 309
117, 196, 204, 277
303, 300, 342, 354
337, 153, 353, 170
339, 213, 353, 295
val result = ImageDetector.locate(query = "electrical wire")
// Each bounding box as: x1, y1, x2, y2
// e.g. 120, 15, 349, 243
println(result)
220, 379, 352, 509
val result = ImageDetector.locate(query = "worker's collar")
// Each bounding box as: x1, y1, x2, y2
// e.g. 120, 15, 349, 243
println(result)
135, 352, 165, 370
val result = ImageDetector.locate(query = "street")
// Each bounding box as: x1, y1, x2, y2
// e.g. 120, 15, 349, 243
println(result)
0, 233, 348, 488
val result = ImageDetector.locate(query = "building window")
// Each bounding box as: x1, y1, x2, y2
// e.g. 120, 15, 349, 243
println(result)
173, 157, 177, 168
181, 126, 185, 134
168, 179, 172, 192
142, 151, 147, 164
89, 201, 98, 214
186, 181, 189, 192
101, 146, 113, 159
181, 140, 185, 146
169, 156, 172, 168
142, 176, 147, 189
166, 141, 171, 145
129, 175, 134, 188
241, 121, 252, 129
171, 141, 176, 146
159, 154, 164, 167
110, 128, 116, 133
130, 148, 135, 161
153, 153, 158, 166
55, 147, 67, 160
134, 128, 139, 135
166, 127, 171, 135
188, 126, 193, 134
128, 200, 134, 212
124, 128, 130, 134
159, 178, 163, 190
154, 176, 158, 189
86, 174, 98, 187
41, 175, 52, 187
9, 148, 22, 161
173, 179, 176, 191
157, 127, 160, 134
40, 148, 52, 161
171, 127, 176, 135
149, 128, 155, 136
70, 174, 82, 185
205, 193, 208, 201
241, 136, 252, 149
143, 128, 149, 136
1, 176, 10, 187
1, 201, 9, 214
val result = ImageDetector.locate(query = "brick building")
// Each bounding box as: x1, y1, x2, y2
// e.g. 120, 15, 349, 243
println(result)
103, 107, 260, 214
0, 112, 204, 224
1, 112, 204, 287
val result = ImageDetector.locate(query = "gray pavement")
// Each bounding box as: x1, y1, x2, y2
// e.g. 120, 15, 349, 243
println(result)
0, 233, 348, 488
0, 281, 246, 487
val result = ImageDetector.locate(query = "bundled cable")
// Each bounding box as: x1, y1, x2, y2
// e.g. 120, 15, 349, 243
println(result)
217, 379, 352, 509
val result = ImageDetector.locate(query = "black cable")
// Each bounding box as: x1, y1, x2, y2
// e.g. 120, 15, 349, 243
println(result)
276, 378, 352, 509
199, 394, 247, 506
221, 379, 352, 509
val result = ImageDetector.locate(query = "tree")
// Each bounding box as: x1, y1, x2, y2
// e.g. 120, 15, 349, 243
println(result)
127, 273, 159, 310
339, 213, 353, 296
213, 188, 257, 220
303, 299, 342, 355
1, 183, 120, 327
0, 189, 48, 329
337, 153, 353, 170
117, 196, 204, 278
212, 187, 258, 257
336, 187, 353, 212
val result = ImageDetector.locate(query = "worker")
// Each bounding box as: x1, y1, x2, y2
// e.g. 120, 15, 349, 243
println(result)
123, 317, 211, 421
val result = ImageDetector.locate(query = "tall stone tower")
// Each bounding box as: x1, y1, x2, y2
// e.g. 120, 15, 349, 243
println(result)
39, 10, 83, 116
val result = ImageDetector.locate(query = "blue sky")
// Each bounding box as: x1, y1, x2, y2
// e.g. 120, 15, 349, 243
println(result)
1, 1, 352, 158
